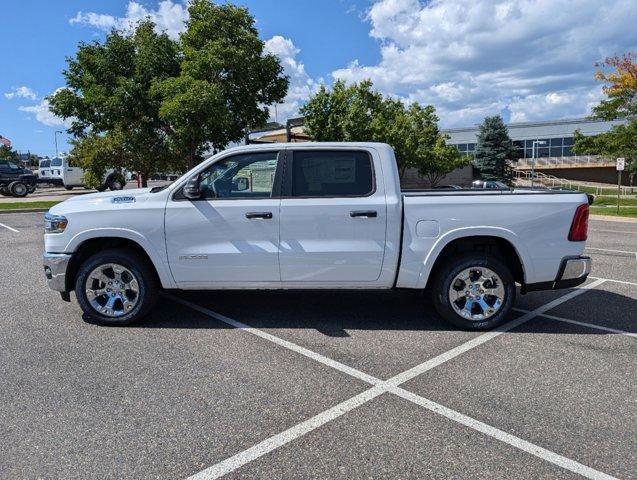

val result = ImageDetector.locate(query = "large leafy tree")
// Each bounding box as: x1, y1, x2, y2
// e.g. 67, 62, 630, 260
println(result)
300, 80, 468, 184
50, 0, 288, 184
0, 145, 19, 161
473, 115, 517, 185
155, 0, 288, 169
49, 20, 180, 186
573, 53, 636, 182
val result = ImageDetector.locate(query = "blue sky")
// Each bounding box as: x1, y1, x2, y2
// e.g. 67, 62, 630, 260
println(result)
2, 0, 636, 157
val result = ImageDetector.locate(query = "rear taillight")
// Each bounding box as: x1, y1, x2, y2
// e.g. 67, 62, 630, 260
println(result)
568, 204, 589, 241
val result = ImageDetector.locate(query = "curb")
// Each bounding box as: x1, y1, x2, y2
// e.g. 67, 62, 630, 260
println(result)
0, 208, 49, 215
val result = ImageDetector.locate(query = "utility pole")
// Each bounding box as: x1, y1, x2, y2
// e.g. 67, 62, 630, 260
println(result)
54, 130, 63, 158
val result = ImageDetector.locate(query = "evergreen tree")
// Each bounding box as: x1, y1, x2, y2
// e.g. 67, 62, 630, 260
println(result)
473, 115, 517, 184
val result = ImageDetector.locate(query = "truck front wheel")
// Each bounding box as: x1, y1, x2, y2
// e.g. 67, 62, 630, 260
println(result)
432, 254, 515, 330
75, 249, 158, 326
9, 181, 28, 197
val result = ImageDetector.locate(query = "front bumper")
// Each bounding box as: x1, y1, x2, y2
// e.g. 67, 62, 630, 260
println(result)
43, 252, 72, 292
524, 256, 591, 293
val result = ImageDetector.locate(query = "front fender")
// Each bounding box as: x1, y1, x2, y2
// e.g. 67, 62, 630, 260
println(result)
65, 228, 175, 289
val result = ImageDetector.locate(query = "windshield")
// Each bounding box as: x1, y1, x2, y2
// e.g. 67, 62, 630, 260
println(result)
51, 158, 62, 167
40, 160, 50, 168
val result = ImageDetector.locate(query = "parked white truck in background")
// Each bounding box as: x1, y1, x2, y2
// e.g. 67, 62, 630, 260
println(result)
43, 142, 591, 330
42, 156, 125, 191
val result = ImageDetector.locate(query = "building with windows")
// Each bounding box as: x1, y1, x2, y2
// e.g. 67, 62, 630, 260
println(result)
443, 117, 627, 160
248, 116, 628, 187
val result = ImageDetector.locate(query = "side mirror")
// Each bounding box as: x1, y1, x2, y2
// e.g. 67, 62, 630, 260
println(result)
183, 176, 202, 200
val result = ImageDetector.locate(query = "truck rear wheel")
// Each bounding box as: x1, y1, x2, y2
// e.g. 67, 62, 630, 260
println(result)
432, 254, 515, 330
75, 249, 158, 326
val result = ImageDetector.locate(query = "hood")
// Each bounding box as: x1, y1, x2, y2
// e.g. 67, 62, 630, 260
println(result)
49, 188, 154, 215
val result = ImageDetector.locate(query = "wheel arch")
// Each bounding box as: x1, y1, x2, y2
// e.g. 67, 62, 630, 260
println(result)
65, 235, 172, 292
420, 230, 528, 290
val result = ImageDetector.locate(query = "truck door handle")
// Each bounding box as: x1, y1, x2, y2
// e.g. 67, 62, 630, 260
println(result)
350, 210, 377, 218
245, 212, 273, 219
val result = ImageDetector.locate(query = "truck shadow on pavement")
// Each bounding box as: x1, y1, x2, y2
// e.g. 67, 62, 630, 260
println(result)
132, 287, 636, 336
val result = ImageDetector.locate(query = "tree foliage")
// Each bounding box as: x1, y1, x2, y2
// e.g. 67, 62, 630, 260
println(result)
49, 0, 288, 184
473, 115, 517, 185
300, 80, 468, 185
154, 1, 288, 169
573, 52, 637, 179
0, 145, 19, 161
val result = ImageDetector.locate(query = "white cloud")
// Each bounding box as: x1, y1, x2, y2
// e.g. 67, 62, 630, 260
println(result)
264, 36, 318, 122
70, 1, 189, 39
19, 89, 73, 128
5, 86, 37, 100
333, 0, 637, 126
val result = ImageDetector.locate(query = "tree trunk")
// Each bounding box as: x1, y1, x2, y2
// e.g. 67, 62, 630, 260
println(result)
141, 172, 148, 188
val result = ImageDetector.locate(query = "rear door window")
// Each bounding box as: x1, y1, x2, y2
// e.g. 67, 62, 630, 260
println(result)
288, 150, 374, 197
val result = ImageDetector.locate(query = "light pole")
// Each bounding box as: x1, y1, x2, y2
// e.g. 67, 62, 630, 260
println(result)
54, 130, 63, 159
531, 140, 546, 188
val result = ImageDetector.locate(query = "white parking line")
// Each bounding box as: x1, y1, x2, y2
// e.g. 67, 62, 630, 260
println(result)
0, 222, 19, 233
391, 388, 618, 480
589, 276, 637, 287
590, 228, 637, 234
586, 247, 636, 256
170, 279, 612, 480
513, 308, 637, 338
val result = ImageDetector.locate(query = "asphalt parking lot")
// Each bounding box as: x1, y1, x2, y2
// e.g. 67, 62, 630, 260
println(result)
0, 213, 635, 479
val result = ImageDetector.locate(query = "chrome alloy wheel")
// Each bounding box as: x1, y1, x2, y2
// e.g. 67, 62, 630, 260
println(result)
85, 263, 140, 317
448, 267, 505, 321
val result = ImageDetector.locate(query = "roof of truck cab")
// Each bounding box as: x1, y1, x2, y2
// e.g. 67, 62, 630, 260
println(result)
221, 141, 392, 153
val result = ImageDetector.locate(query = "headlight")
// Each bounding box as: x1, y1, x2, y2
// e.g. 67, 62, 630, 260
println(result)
44, 213, 68, 234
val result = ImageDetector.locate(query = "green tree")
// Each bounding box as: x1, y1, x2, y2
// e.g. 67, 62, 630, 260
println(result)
300, 80, 468, 183
573, 53, 637, 183
0, 145, 19, 161
155, 0, 288, 169
49, 20, 181, 186
473, 115, 517, 184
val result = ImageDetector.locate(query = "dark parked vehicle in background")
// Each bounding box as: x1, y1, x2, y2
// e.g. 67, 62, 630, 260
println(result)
0, 160, 37, 197
472, 179, 510, 189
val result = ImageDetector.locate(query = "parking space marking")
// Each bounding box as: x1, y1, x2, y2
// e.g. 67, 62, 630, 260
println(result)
391, 388, 618, 480
166, 294, 382, 386
175, 279, 612, 480
513, 308, 637, 338
586, 247, 636, 256
0, 222, 19, 232
590, 228, 637, 234
590, 276, 637, 287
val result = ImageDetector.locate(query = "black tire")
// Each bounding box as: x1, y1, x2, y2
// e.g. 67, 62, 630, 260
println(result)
0, 187, 11, 196
432, 254, 515, 330
75, 249, 158, 326
8, 181, 28, 197
108, 180, 123, 191
64, 186, 74, 191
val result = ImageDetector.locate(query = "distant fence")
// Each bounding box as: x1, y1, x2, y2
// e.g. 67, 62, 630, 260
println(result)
514, 155, 615, 170
515, 170, 635, 196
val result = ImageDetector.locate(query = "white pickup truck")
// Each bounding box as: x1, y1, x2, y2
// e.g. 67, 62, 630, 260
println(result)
43, 142, 591, 330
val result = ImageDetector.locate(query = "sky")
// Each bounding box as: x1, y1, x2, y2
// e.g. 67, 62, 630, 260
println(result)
1, 0, 636, 158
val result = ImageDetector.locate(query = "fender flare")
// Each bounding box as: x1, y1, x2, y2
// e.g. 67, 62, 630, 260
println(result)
414, 226, 533, 289
66, 228, 176, 289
